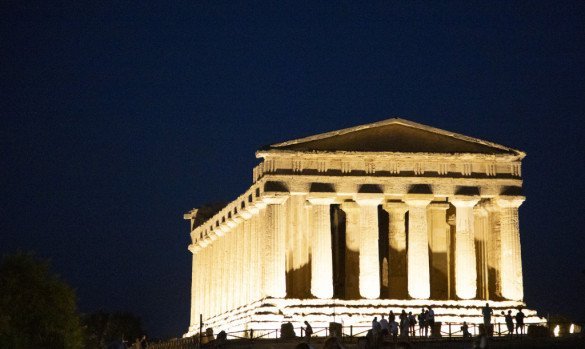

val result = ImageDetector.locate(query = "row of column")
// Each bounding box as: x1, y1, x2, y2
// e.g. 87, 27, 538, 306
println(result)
190, 193, 525, 324
190, 202, 269, 321
294, 193, 525, 302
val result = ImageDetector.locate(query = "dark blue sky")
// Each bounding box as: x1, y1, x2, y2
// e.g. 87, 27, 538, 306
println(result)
1, 1, 584, 338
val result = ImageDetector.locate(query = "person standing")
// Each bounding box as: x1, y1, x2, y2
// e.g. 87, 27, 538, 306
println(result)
389, 310, 396, 323
408, 311, 416, 337
417, 308, 426, 337
304, 321, 313, 342
461, 321, 471, 338
427, 306, 435, 336
515, 308, 526, 336
482, 303, 493, 335
380, 314, 389, 336
400, 310, 409, 338
399, 310, 406, 337
505, 310, 514, 336
389, 318, 399, 342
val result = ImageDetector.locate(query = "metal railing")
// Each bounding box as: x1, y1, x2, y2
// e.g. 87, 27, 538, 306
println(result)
148, 321, 582, 349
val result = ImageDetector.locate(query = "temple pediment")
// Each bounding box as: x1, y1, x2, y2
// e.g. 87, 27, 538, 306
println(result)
261, 118, 523, 156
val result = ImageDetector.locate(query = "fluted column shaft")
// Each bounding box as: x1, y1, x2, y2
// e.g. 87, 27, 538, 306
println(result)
307, 195, 336, 299
263, 196, 289, 298
244, 219, 252, 305
205, 246, 213, 317
497, 196, 525, 301
340, 202, 360, 299
428, 203, 450, 299
451, 196, 480, 300
188, 244, 201, 329
355, 195, 383, 299
474, 207, 490, 300
404, 195, 433, 299
384, 202, 408, 299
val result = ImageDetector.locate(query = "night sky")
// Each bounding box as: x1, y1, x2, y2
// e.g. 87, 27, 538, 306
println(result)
2, 1, 585, 338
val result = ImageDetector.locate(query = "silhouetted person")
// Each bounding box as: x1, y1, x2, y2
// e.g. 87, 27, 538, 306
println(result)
400, 310, 409, 338
408, 311, 416, 336
380, 314, 389, 336
423, 310, 430, 337
505, 310, 514, 336
515, 308, 525, 336
461, 321, 471, 338
417, 308, 425, 336
482, 303, 493, 335
304, 320, 313, 341
390, 318, 399, 342
389, 310, 396, 323
427, 306, 435, 329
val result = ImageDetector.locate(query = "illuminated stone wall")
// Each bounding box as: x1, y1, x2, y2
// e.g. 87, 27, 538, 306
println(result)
183, 119, 534, 336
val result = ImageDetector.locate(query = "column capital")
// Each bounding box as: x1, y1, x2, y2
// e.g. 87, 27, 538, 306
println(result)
428, 202, 450, 211
383, 201, 408, 214
340, 200, 359, 211
473, 205, 489, 217
355, 193, 384, 206
496, 195, 525, 208
188, 243, 202, 254
262, 194, 289, 205
307, 193, 337, 205
450, 195, 480, 208
403, 194, 434, 207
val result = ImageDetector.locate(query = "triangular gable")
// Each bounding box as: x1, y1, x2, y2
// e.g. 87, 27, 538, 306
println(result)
261, 118, 523, 156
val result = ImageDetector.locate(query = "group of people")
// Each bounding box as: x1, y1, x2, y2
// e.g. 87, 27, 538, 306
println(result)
371, 306, 436, 342
481, 303, 526, 336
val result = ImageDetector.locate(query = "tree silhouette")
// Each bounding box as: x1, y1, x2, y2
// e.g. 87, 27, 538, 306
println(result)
0, 252, 83, 349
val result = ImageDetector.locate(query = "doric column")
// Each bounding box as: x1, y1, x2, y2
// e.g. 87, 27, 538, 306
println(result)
383, 202, 408, 299
355, 194, 383, 299
237, 222, 246, 307
484, 203, 502, 299
218, 237, 227, 313
340, 201, 360, 299
428, 203, 450, 299
404, 195, 433, 299
223, 234, 232, 312
307, 194, 336, 299
244, 219, 252, 305
207, 245, 215, 317
451, 196, 480, 300
474, 206, 490, 300
496, 196, 525, 301
188, 244, 201, 330
263, 195, 289, 298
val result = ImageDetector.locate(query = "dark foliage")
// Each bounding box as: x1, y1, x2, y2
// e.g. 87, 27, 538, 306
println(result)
0, 252, 83, 349
82, 311, 143, 349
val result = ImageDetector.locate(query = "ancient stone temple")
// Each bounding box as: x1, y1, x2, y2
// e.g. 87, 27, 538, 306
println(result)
184, 118, 539, 337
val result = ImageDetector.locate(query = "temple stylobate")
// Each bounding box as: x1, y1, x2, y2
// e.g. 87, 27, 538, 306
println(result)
184, 118, 539, 337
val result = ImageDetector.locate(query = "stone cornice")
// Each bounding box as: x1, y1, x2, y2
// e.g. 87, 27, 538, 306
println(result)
257, 150, 523, 161
252, 154, 522, 183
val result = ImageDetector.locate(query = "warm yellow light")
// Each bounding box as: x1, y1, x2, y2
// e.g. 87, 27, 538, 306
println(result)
553, 325, 560, 337
570, 324, 574, 334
